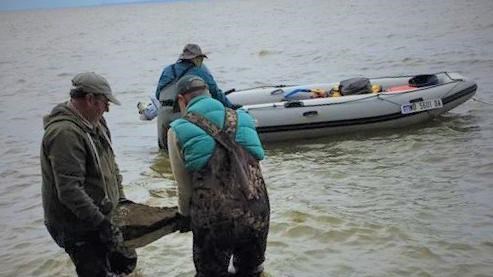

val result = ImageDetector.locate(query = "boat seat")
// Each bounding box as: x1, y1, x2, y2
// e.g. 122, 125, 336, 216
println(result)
386, 74, 439, 93
385, 85, 417, 93
409, 74, 439, 87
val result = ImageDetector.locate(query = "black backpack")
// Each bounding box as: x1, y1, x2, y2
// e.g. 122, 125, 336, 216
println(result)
339, 77, 372, 96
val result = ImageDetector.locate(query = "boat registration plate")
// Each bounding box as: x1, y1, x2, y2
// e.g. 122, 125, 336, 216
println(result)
401, 98, 443, 114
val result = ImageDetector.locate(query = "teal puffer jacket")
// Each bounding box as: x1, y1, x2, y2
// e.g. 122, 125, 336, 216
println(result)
170, 96, 264, 171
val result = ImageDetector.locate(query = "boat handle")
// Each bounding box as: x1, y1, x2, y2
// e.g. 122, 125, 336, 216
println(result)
271, 89, 284, 95
409, 97, 423, 103
303, 111, 318, 117
284, 100, 304, 108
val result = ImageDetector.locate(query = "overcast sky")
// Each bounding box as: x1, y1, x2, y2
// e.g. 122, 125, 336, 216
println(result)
0, 0, 173, 11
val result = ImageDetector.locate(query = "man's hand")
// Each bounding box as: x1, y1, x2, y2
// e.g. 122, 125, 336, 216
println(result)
137, 102, 146, 114
137, 102, 151, 120
98, 219, 123, 247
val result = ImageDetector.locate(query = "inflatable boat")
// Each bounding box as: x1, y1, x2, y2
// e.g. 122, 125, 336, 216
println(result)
156, 72, 476, 147
225, 72, 477, 142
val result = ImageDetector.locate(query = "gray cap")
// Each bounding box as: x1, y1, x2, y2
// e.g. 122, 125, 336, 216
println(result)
176, 75, 208, 95
71, 72, 121, 105
179, 44, 208, 60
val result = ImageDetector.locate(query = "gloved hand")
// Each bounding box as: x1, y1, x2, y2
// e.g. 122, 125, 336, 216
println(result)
230, 104, 243, 110
98, 219, 114, 245
98, 219, 123, 248
137, 102, 149, 121
137, 102, 146, 114
139, 113, 148, 121
175, 213, 191, 233
99, 197, 114, 215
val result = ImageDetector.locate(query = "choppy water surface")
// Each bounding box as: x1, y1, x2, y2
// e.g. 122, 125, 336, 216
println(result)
1, 0, 492, 276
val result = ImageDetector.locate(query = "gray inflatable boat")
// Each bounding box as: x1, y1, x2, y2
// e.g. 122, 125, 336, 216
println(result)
156, 72, 477, 146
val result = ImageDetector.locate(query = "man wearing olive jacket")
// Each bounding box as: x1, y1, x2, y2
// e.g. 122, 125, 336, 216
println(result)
40, 72, 135, 276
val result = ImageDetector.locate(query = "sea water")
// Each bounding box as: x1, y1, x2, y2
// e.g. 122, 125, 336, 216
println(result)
1, 0, 492, 276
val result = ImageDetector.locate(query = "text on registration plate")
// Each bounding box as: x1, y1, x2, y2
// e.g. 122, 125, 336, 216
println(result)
401, 98, 443, 114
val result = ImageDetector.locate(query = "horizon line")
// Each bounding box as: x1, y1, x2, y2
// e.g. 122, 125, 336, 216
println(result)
0, 0, 188, 12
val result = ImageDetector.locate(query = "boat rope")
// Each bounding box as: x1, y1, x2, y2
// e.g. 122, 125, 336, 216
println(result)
308, 94, 380, 107
375, 95, 402, 107
374, 81, 462, 108
442, 83, 460, 99
291, 92, 426, 109
472, 97, 493, 105
369, 71, 448, 80
225, 84, 297, 95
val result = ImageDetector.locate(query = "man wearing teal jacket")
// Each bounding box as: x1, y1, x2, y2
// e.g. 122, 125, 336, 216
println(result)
168, 75, 270, 276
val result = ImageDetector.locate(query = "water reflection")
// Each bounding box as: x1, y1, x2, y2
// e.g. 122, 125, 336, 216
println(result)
148, 151, 174, 180
1, 0, 493, 275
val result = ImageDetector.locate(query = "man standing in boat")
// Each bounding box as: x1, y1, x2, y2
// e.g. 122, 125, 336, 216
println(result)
40, 72, 136, 276
139, 43, 240, 149
138, 43, 238, 122
168, 75, 270, 276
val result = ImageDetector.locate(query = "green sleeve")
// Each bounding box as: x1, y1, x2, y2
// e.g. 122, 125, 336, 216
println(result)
45, 125, 105, 227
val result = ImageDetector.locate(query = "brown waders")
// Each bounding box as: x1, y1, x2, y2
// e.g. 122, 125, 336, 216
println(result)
184, 109, 270, 277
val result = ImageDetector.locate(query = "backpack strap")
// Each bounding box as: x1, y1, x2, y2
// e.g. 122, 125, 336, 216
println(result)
184, 108, 263, 203
174, 63, 194, 80
183, 108, 238, 148
171, 64, 177, 78
170, 63, 197, 112
164, 63, 194, 94
223, 108, 238, 137
160, 63, 195, 103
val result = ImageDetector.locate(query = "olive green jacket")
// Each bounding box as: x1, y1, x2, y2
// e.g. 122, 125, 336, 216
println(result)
41, 102, 124, 235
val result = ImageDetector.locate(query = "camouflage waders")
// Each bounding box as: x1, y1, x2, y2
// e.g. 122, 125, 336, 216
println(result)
184, 109, 270, 277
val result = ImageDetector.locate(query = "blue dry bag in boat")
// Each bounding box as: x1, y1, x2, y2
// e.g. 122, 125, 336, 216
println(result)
283, 88, 312, 100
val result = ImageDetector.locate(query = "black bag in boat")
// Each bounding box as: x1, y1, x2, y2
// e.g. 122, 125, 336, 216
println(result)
339, 77, 372, 95
408, 74, 439, 88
